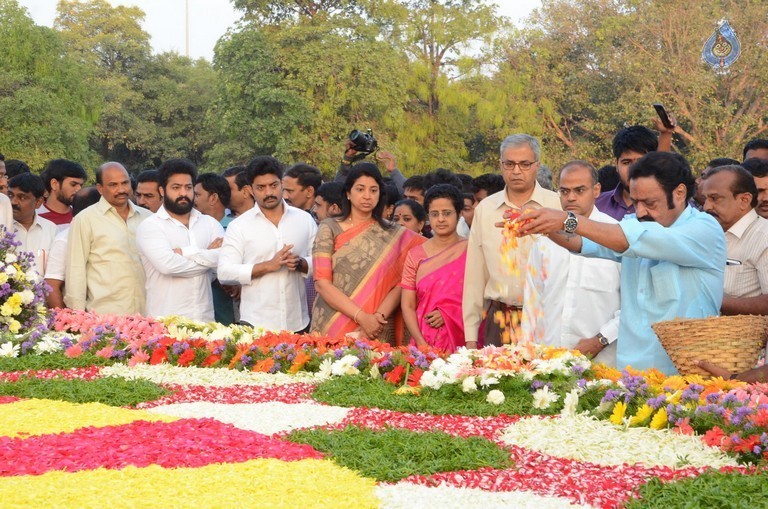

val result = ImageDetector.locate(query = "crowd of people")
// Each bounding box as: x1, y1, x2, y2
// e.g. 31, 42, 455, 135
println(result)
1, 118, 767, 378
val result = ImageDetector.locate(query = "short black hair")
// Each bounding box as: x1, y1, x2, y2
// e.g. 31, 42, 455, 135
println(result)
424, 168, 463, 191
612, 125, 658, 159
8, 172, 45, 199
702, 165, 758, 208
196, 173, 231, 207
629, 152, 695, 208
5, 159, 30, 178
403, 175, 426, 193
72, 186, 102, 216
424, 183, 463, 215
741, 157, 768, 179
706, 157, 740, 169
284, 163, 322, 192
316, 182, 343, 209
456, 173, 475, 193
394, 198, 427, 222
221, 165, 245, 179
42, 159, 87, 192
136, 169, 160, 184
245, 156, 283, 183
742, 139, 768, 161
597, 164, 620, 191
381, 182, 401, 209
472, 173, 504, 195
0, 153, 4, 161
158, 158, 197, 188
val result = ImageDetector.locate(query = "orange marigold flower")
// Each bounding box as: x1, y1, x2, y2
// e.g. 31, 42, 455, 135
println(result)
253, 358, 275, 373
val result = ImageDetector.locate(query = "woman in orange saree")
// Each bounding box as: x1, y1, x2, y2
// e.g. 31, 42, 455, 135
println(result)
312, 163, 426, 343
401, 184, 467, 353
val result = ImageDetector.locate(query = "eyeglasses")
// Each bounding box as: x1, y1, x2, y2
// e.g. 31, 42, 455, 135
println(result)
428, 210, 456, 219
557, 186, 592, 197
500, 160, 538, 171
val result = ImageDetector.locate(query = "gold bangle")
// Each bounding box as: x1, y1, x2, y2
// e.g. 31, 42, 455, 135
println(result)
353, 308, 362, 324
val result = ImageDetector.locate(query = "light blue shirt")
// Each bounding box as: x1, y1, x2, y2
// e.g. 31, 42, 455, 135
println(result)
581, 206, 725, 374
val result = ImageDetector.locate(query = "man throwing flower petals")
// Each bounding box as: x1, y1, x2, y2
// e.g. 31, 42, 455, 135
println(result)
516, 151, 725, 374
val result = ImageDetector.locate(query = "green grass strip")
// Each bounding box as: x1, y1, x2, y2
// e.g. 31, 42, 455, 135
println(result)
0, 352, 115, 372
625, 470, 768, 508
287, 425, 512, 482
313, 375, 551, 417
0, 377, 169, 407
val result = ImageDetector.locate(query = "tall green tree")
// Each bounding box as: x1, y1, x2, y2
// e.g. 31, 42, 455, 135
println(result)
0, 0, 98, 169
506, 0, 768, 171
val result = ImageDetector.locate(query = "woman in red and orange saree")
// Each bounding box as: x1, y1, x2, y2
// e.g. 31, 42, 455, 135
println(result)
312, 163, 425, 344
401, 185, 468, 353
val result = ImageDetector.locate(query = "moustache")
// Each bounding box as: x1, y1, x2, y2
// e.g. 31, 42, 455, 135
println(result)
637, 215, 655, 222
11, 206, 20, 212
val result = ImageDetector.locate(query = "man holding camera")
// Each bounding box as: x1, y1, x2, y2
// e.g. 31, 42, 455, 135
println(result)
335, 131, 406, 193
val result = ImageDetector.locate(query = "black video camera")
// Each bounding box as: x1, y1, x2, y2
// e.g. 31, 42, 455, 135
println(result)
348, 129, 378, 154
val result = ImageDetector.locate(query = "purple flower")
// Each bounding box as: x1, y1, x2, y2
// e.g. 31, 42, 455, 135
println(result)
601, 389, 622, 404
576, 378, 587, 389
240, 355, 251, 366
571, 364, 586, 376
647, 395, 667, 409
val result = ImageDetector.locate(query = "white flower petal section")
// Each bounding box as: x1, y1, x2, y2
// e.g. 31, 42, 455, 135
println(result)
499, 414, 738, 469
146, 401, 350, 435
376, 483, 593, 509
100, 363, 317, 387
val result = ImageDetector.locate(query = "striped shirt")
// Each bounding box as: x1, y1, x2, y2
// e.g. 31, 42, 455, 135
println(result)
724, 209, 768, 298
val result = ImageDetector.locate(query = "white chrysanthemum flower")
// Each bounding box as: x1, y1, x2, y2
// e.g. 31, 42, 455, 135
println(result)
486, 389, 505, 405
479, 374, 500, 387
330, 355, 360, 376
5, 253, 17, 264
532, 386, 560, 410
316, 358, 334, 379
560, 388, 580, 417
33, 335, 65, 354
19, 290, 35, 305
461, 376, 478, 393
4, 265, 17, 277
0, 341, 19, 358
419, 370, 440, 389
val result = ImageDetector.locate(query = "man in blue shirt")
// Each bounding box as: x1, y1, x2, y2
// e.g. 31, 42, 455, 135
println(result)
518, 152, 725, 374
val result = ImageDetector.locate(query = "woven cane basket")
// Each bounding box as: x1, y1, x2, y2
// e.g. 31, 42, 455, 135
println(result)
651, 315, 768, 376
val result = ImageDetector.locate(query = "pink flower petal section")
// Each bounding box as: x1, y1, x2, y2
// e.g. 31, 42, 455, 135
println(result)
0, 418, 323, 476
399, 445, 750, 509
135, 383, 316, 408
0, 367, 102, 382
0, 396, 19, 404
334, 407, 521, 441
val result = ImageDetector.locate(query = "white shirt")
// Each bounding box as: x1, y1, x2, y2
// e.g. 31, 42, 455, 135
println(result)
218, 202, 317, 331
136, 206, 224, 322
14, 213, 58, 276
724, 209, 768, 298
44, 227, 69, 281
522, 207, 621, 366
0, 194, 12, 233
456, 216, 470, 238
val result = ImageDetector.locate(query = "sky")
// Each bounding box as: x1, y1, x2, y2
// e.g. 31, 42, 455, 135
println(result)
17, 0, 543, 61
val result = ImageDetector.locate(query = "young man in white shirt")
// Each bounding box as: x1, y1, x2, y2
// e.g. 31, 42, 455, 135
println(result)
218, 156, 317, 333
522, 161, 621, 366
136, 159, 224, 322
8, 173, 57, 276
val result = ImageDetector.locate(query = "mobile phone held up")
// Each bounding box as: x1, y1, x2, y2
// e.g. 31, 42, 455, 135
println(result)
653, 104, 674, 129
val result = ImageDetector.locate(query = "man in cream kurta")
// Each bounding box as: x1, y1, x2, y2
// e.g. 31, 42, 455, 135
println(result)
463, 134, 561, 347
65, 163, 152, 315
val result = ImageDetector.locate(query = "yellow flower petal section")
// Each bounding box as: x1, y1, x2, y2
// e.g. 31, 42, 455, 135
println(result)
0, 399, 177, 438
0, 459, 378, 509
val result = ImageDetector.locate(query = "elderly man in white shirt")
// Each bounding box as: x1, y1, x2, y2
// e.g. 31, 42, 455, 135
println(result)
137, 160, 224, 322
522, 161, 621, 366
218, 157, 317, 332
8, 173, 57, 276
699, 164, 768, 315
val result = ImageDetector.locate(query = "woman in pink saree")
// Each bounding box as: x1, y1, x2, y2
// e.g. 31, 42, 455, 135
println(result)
401, 184, 467, 352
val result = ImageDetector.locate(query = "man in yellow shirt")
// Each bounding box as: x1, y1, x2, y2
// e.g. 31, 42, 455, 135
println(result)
462, 134, 561, 348
64, 162, 152, 315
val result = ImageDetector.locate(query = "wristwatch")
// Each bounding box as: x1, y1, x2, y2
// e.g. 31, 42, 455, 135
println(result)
563, 211, 578, 234
596, 332, 609, 346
